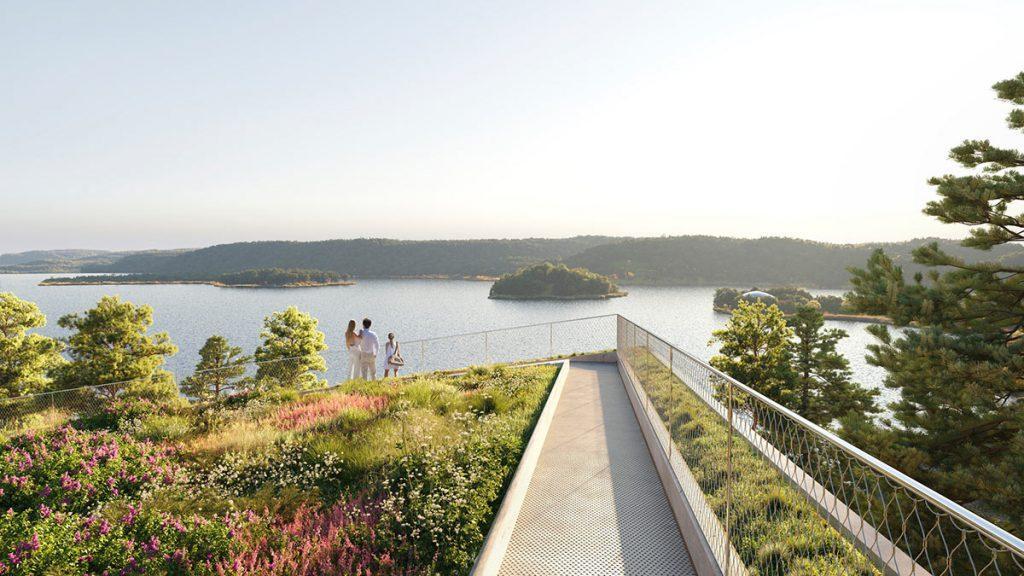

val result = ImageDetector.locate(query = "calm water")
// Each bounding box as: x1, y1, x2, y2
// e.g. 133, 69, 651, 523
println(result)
0, 274, 893, 403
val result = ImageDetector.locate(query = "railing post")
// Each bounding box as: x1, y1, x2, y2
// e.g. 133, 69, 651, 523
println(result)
420, 341, 425, 372
726, 379, 734, 575
549, 323, 554, 357
484, 332, 489, 365
631, 323, 636, 365
668, 347, 674, 459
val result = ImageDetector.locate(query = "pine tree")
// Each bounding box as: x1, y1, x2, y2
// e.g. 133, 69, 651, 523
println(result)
788, 304, 878, 426
846, 72, 1024, 525
254, 306, 328, 390
0, 293, 65, 397
55, 296, 178, 400
180, 335, 252, 401
710, 300, 795, 404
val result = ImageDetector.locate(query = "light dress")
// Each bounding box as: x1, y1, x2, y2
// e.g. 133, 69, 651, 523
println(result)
346, 332, 361, 380
385, 341, 400, 369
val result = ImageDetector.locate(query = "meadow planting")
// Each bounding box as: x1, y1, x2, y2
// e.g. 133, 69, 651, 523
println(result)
0, 363, 559, 575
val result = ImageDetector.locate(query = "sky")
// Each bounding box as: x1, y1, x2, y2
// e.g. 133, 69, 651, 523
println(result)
1, 0, 1023, 252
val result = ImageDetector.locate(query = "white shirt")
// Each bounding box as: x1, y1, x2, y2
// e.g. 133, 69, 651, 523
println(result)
358, 328, 380, 356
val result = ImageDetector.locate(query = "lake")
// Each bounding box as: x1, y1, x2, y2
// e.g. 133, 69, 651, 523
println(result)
0, 274, 894, 404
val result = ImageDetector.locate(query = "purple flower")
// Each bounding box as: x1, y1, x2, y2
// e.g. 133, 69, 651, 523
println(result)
123, 504, 139, 525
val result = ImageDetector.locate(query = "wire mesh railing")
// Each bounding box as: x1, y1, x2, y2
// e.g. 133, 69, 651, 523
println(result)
1, 315, 617, 434
616, 315, 1024, 576
400, 313, 617, 374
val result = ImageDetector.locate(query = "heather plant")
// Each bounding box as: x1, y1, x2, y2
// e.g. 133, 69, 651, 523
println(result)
221, 495, 422, 575
271, 393, 388, 432
76, 394, 189, 433
0, 425, 183, 515
0, 362, 560, 576
0, 504, 240, 575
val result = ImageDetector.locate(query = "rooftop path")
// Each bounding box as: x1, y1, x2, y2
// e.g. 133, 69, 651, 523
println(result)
496, 362, 696, 575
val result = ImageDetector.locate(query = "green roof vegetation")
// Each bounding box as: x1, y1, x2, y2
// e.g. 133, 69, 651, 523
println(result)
630, 349, 879, 575
0, 363, 560, 574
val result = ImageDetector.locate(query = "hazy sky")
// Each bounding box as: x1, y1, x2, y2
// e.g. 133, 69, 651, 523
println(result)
2, 1, 1023, 252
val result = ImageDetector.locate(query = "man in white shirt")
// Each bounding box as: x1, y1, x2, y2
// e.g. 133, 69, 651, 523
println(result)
357, 317, 380, 380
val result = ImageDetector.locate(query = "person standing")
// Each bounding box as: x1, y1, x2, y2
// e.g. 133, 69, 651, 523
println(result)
384, 332, 403, 378
357, 318, 380, 380
345, 320, 361, 380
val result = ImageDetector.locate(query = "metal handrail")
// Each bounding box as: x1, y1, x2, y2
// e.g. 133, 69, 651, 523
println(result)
400, 313, 618, 346
615, 313, 1024, 560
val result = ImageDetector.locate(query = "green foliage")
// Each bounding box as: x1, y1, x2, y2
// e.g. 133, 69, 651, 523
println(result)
47, 268, 352, 288
254, 306, 328, 390
204, 439, 343, 497
0, 505, 237, 576
0, 293, 65, 397
711, 302, 875, 426
380, 418, 525, 573
567, 235, 1024, 287
489, 262, 622, 299
711, 301, 796, 403
715, 286, 846, 314
0, 361, 559, 575
180, 335, 252, 400
90, 237, 617, 277
845, 71, 1024, 529
788, 306, 878, 426
54, 296, 178, 400
215, 268, 350, 286
631, 350, 877, 575
0, 425, 182, 515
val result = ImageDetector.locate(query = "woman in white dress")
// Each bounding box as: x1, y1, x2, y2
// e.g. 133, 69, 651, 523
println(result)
384, 332, 402, 378
345, 320, 361, 380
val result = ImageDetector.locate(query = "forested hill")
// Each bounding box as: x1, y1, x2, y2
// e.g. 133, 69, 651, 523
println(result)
88, 237, 618, 278
565, 236, 1024, 287
18, 235, 1021, 288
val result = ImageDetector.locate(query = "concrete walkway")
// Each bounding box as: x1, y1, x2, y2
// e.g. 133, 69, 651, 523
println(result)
497, 362, 696, 576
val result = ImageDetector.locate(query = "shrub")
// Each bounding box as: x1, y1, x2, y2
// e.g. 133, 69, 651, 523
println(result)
137, 413, 193, 441
271, 394, 387, 431
0, 426, 183, 515
380, 416, 525, 573
76, 395, 189, 433
204, 439, 343, 497
221, 495, 421, 575
0, 504, 239, 576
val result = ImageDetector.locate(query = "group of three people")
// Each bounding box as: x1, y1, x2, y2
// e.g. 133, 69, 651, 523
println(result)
344, 318, 402, 380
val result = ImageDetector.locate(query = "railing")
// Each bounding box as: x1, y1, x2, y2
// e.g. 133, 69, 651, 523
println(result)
616, 315, 1024, 576
1, 315, 617, 434
399, 313, 616, 373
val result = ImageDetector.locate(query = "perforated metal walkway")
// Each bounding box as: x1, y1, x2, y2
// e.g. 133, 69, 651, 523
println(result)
497, 362, 696, 575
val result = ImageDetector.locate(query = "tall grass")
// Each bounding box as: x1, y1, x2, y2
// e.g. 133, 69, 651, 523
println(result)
630, 350, 878, 576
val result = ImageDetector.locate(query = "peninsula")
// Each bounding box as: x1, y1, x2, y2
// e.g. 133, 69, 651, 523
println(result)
40, 268, 354, 289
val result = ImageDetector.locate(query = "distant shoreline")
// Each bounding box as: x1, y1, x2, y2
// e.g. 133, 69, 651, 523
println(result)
39, 279, 356, 289
490, 291, 628, 301
712, 306, 892, 324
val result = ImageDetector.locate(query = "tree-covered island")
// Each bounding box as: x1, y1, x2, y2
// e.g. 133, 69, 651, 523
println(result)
713, 286, 890, 323
39, 268, 354, 288
489, 262, 626, 300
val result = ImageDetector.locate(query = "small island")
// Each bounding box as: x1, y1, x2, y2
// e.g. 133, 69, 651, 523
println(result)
40, 268, 355, 289
713, 286, 891, 323
489, 262, 626, 300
